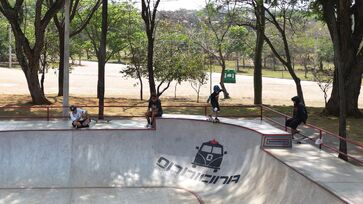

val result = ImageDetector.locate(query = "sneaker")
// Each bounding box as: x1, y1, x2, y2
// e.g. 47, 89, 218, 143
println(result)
146, 124, 152, 128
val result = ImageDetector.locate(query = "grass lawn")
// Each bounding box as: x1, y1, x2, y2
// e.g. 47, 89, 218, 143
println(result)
210, 64, 316, 81
0, 94, 362, 143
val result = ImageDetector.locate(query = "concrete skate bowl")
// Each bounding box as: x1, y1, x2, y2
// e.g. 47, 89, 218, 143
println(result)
0, 118, 346, 204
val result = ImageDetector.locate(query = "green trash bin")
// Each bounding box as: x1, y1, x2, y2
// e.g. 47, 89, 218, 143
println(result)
224, 70, 236, 83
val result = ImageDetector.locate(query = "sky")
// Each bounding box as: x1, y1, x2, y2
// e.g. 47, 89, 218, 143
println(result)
132, 0, 205, 11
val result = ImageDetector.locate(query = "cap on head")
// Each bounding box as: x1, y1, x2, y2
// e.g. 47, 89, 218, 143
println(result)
69, 105, 76, 111
213, 85, 221, 92
291, 96, 300, 103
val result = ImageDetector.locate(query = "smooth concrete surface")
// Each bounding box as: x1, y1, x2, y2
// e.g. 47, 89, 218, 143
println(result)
161, 114, 288, 134
0, 118, 147, 131
0, 188, 200, 204
267, 145, 363, 204
0, 115, 287, 134
0, 116, 360, 203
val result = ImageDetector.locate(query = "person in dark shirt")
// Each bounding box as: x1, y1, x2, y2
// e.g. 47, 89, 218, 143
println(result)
207, 85, 223, 122
286, 96, 307, 135
145, 94, 163, 128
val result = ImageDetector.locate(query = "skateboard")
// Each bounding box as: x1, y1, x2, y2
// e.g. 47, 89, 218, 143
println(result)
292, 133, 308, 144
206, 115, 220, 123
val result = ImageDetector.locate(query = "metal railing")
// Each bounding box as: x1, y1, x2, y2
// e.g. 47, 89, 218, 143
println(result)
261, 105, 363, 165
0, 105, 262, 120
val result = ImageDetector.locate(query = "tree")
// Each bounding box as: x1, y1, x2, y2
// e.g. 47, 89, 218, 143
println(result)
312, 0, 363, 160
312, 68, 333, 108
227, 25, 251, 72
262, 1, 307, 104
40, 27, 58, 93
313, 1, 363, 118
0, 15, 10, 63
54, 0, 101, 96
121, 2, 147, 100
252, 0, 265, 104
98, 0, 107, 119
83, 1, 129, 98
141, 0, 160, 97
0, 0, 64, 104
196, 0, 238, 99
190, 72, 208, 103
153, 17, 207, 97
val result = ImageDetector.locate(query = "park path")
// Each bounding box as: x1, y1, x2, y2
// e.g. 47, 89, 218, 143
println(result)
1, 61, 362, 108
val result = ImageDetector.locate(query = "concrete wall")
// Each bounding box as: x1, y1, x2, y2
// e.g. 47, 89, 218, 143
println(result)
0, 119, 344, 204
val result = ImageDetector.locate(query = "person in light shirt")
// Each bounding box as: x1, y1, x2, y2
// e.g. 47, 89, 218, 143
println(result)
69, 105, 90, 128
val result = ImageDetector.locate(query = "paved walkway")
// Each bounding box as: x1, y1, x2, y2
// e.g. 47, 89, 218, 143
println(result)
1, 61, 363, 107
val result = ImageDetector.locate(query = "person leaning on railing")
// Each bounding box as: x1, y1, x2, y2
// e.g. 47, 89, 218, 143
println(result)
69, 105, 90, 128
145, 94, 163, 128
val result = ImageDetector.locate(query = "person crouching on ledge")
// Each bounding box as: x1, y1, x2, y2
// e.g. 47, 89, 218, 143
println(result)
145, 94, 163, 128
69, 105, 90, 128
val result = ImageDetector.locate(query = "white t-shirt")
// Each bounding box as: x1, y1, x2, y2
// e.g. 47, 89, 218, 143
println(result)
70, 108, 86, 122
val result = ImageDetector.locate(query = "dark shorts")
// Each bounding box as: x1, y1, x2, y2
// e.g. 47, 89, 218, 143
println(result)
285, 118, 302, 129
154, 112, 162, 117
72, 119, 89, 127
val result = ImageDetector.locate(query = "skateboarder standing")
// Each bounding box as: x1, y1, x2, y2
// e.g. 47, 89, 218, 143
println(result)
207, 85, 223, 122
286, 96, 308, 135
69, 105, 90, 128
145, 94, 163, 128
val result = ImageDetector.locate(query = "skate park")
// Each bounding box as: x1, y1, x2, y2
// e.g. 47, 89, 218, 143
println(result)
0, 105, 362, 204
1, 0, 363, 203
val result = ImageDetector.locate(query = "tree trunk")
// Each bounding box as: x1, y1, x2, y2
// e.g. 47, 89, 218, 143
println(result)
321, 0, 363, 117
219, 60, 230, 99
253, 0, 265, 105
273, 56, 276, 71
24, 61, 51, 105
337, 66, 348, 160
236, 52, 240, 72
141, 0, 160, 97
14, 33, 50, 105
326, 63, 363, 116
286, 64, 305, 104
41, 56, 46, 93
57, 27, 65, 96
319, 59, 323, 71
138, 73, 143, 101
174, 83, 177, 99
147, 36, 156, 96
98, 0, 107, 120
218, 46, 230, 99
78, 54, 82, 65
242, 57, 245, 69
